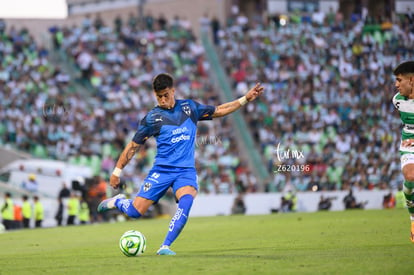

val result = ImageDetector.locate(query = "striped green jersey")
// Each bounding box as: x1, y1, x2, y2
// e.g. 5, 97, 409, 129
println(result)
393, 92, 414, 153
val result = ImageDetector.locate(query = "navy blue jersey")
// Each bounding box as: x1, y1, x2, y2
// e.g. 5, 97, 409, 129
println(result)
132, 99, 216, 168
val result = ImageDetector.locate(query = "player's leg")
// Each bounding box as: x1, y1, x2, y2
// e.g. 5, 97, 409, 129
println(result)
97, 193, 147, 218
157, 170, 198, 256
116, 196, 154, 218
98, 167, 171, 217
401, 154, 414, 242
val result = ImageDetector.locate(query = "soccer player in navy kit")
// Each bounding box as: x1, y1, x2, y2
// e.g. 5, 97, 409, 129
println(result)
98, 73, 264, 255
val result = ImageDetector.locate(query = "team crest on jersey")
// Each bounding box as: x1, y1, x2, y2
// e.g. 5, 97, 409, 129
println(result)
182, 105, 191, 116
143, 182, 152, 192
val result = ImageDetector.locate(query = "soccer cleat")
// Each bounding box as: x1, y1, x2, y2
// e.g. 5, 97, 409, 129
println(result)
411, 222, 414, 243
97, 194, 126, 212
156, 245, 176, 255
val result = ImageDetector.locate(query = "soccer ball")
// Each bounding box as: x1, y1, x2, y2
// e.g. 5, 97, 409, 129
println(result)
119, 230, 147, 257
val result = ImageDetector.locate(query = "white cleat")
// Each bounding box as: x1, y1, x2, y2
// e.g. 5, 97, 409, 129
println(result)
97, 194, 126, 212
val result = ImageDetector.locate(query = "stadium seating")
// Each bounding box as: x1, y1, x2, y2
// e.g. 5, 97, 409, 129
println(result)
1, 9, 413, 196
215, 10, 413, 192
0, 14, 252, 195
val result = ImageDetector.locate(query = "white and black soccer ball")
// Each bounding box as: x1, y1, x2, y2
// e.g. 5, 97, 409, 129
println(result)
119, 230, 147, 257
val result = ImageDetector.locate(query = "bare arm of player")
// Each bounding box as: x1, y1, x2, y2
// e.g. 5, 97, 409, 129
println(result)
212, 83, 264, 118
402, 139, 414, 147
109, 141, 141, 189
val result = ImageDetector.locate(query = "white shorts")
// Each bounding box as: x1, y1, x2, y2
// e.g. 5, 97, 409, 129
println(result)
401, 153, 414, 169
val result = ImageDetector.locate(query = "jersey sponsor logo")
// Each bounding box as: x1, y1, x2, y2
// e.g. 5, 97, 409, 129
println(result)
171, 134, 190, 143
171, 127, 190, 143
172, 126, 188, 135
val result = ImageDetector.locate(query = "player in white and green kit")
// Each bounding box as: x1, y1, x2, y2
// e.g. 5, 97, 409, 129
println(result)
392, 61, 414, 243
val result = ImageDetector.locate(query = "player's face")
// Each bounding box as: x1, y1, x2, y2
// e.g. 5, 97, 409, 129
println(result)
155, 88, 175, 109
395, 74, 414, 97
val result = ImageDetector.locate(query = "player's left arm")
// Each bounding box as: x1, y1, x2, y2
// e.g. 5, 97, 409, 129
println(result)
212, 83, 264, 118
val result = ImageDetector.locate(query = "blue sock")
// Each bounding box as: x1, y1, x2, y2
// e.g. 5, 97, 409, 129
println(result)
115, 198, 142, 218
163, 194, 194, 246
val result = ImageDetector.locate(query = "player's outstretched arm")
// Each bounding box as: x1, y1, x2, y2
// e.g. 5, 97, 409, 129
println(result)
212, 82, 264, 118
109, 141, 141, 189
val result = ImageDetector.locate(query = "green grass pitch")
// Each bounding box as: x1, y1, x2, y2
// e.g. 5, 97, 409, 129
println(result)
0, 209, 412, 274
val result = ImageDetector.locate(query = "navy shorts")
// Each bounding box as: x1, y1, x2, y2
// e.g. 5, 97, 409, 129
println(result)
136, 165, 197, 202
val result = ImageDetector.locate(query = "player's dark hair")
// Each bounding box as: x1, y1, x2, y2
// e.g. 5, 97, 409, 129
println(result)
152, 73, 173, 92
393, 61, 414, 75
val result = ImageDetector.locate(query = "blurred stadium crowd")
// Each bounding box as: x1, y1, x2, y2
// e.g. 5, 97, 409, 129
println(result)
0, 12, 250, 197
216, 8, 413, 193
1, 6, 414, 198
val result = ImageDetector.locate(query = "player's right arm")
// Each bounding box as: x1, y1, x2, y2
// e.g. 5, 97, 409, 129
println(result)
109, 112, 156, 189
110, 141, 141, 189
212, 83, 264, 118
